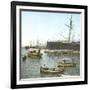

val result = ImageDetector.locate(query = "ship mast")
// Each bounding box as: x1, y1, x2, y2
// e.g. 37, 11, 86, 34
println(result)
65, 16, 73, 43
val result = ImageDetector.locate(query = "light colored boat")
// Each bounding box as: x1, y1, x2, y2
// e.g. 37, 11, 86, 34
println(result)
58, 63, 76, 67
57, 58, 76, 67
27, 48, 42, 57
40, 65, 64, 74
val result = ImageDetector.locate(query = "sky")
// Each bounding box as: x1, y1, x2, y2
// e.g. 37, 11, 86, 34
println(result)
21, 10, 81, 46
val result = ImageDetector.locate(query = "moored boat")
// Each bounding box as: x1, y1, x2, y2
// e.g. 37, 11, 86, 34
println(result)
58, 63, 76, 67
27, 48, 42, 58
57, 58, 76, 67
40, 65, 64, 74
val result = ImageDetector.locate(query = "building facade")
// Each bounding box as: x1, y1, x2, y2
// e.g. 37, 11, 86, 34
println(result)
47, 42, 80, 50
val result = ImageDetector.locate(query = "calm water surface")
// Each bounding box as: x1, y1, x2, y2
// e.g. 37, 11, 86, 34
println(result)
20, 48, 80, 79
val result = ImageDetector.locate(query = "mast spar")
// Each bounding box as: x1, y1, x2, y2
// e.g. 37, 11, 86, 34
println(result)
65, 16, 73, 43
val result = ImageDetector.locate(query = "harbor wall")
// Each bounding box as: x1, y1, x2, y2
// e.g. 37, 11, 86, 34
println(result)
47, 42, 80, 50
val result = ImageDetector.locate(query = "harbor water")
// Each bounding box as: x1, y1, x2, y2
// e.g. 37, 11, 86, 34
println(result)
20, 48, 80, 79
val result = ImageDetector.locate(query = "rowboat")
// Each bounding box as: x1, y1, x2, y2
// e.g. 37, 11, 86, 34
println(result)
57, 63, 76, 67
40, 65, 64, 74
27, 49, 42, 58
57, 58, 76, 67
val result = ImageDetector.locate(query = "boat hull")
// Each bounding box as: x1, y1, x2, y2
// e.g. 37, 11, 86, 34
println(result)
58, 63, 76, 67
40, 67, 64, 74
27, 53, 42, 58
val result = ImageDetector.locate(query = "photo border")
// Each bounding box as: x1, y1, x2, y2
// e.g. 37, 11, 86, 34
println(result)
11, 1, 88, 89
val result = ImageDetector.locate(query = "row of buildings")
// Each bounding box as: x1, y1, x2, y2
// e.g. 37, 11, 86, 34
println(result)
47, 41, 80, 50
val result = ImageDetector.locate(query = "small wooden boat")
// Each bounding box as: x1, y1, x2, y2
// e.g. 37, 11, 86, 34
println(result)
27, 49, 42, 58
40, 66, 64, 74
58, 63, 76, 67
58, 58, 76, 67
27, 52, 42, 57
